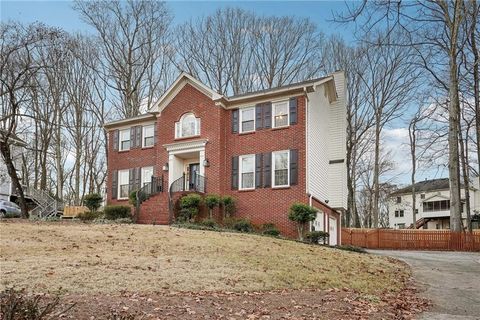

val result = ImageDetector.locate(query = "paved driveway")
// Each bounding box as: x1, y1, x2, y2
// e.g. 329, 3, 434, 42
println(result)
369, 250, 480, 320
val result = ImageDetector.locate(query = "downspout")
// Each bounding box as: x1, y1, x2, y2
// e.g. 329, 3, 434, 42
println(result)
304, 87, 310, 196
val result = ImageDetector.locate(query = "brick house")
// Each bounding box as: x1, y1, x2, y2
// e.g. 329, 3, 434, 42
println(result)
104, 71, 347, 244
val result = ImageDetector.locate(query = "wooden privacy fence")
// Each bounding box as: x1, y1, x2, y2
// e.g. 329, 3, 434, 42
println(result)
63, 206, 89, 218
341, 228, 480, 252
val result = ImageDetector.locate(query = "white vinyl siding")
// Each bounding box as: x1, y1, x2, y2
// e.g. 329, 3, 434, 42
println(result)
118, 170, 129, 199
239, 107, 255, 133
272, 150, 289, 187
239, 154, 255, 190
141, 166, 153, 187
119, 129, 130, 151
272, 100, 289, 128
143, 125, 154, 147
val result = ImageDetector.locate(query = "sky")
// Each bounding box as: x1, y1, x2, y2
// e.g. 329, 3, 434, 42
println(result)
0, 0, 447, 186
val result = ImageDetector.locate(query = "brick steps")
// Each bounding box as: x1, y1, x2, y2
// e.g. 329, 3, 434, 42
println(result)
138, 193, 170, 225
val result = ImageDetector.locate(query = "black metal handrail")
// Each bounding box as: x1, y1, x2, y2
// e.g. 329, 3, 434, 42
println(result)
168, 173, 207, 194
136, 176, 163, 206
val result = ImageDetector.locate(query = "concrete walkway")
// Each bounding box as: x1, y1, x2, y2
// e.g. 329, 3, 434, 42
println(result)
368, 250, 480, 320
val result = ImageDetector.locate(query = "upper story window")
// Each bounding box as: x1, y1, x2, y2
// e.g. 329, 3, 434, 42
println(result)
143, 125, 154, 147
119, 129, 130, 151
272, 100, 289, 128
175, 113, 200, 138
240, 107, 255, 133
396, 196, 402, 204
394, 210, 405, 218
239, 154, 255, 190
420, 193, 425, 199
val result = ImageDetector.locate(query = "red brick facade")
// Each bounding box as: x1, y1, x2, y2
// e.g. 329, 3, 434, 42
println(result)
106, 78, 341, 241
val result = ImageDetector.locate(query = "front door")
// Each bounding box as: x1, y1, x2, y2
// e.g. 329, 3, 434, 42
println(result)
188, 163, 200, 190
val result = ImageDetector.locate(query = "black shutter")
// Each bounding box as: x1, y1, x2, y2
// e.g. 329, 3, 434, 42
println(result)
136, 126, 142, 148
290, 149, 298, 185
113, 130, 119, 151
111, 170, 118, 199
232, 109, 239, 133
135, 167, 141, 189
264, 102, 272, 129
129, 168, 135, 192
255, 104, 263, 130
153, 122, 158, 145
231, 156, 239, 190
289, 97, 298, 125
263, 152, 271, 188
255, 153, 263, 188
130, 127, 136, 148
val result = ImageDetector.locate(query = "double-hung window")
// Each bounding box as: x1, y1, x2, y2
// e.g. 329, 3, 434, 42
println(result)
143, 125, 154, 147
118, 169, 129, 199
240, 107, 255, 133
119, 129, 130, 151
272, 150, 289, 187
141, 166, 153, 187
239, 155, 255, 190
272, 101, 289, 128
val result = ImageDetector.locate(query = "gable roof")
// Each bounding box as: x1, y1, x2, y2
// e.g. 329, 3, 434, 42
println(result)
391, 178, 467, 195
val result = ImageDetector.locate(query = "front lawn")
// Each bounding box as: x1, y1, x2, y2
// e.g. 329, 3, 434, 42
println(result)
0, 220, 406, 295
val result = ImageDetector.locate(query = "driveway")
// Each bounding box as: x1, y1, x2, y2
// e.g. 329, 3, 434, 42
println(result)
369, 250, 480, 320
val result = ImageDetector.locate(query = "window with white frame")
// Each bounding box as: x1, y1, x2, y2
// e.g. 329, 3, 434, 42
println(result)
239, 155, 255, 190
272, 101, 289, 128
141, 166, 153, 187
240, 107, 255, 133
119, 129, 130, 151
118, 169, 129, 199
175, 113, 200, 138
273, 150, 289, 187
143, 125, 154, 147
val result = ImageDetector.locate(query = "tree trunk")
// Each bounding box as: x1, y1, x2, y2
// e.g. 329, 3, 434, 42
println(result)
447, 1, 464, 232
372, 114, 381, 228
459, 126, 472, 232
0, 141, 29, 218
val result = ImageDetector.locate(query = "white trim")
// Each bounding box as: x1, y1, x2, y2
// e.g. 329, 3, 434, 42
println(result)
239, 106, 255, 133
118, 169, 129, 200
142, 124, 155, 148
272, 100, 289, 129
239, 154, 255, 190
272, 150, 290, 188
119, 129, 131, 151
175, 113, 201, 139
104, 114, 156, 130
164, 139, 208, 154
149, 72, 224, 113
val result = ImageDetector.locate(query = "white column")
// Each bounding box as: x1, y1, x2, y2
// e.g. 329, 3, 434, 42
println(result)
199, 149, 205, 176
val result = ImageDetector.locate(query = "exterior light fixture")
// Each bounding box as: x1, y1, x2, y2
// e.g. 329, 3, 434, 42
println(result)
203, 159, 210, 167
163, 163, 169, 171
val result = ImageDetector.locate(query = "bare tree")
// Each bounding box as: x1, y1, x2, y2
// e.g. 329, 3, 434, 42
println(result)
74, 0, 173, 118
0, 22, 61, 217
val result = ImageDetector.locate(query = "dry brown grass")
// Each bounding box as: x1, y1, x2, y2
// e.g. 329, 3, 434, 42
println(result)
0, 221, 408, 295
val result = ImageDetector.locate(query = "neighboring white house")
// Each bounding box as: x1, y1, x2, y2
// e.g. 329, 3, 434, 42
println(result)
0, 132, 27, 201
388, 177, 480, 230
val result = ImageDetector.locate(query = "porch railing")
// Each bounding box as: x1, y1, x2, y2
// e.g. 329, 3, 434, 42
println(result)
136, 176, 164, 206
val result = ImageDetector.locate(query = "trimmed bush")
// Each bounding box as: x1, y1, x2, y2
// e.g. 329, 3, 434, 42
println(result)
288, 203, 317, 241
104, 205, 131, 220
305, 231, 329, 244
77, 211, 102, 221
204, 194, 221, 218
221, 196, 236, 218
83, 193, 102, 212
261, 223, 280, 237
200, 218, 218, 229
232, 218, 253, 233
179, 193, 203, 222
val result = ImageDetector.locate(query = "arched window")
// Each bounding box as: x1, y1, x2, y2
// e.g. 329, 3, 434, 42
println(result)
175, 113, 200, 138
